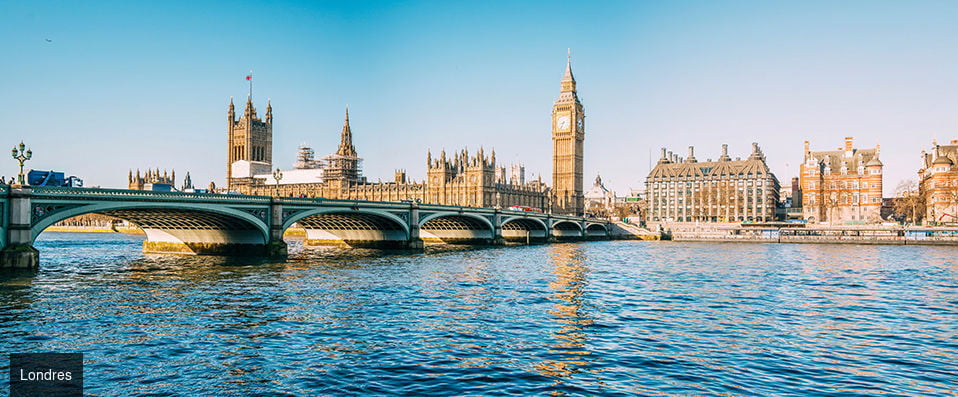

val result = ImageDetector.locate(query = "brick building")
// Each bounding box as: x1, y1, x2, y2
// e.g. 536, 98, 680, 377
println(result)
919, 140, 958, 223
800, 137, 883, 223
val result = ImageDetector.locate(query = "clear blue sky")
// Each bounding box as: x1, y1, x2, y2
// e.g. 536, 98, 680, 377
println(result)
2, 0, 958, 196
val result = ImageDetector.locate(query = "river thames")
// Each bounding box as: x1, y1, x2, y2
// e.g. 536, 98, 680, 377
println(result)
1, 233, 956, 395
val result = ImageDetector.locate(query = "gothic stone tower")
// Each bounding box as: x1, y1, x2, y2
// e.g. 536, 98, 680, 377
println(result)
322, 106, 364, 191
227, 95, 273, 189
552, 53, 585, 216
425, 147, 497, 207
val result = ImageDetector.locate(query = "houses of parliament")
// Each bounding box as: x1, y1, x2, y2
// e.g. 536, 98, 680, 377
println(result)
224, 56, 587, 215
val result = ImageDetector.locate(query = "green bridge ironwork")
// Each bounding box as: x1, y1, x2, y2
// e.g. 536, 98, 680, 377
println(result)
1, 185, 610, 268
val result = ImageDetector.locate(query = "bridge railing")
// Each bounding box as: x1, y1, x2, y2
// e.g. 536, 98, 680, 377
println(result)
281, 198, 600, 223
30, 186, 273, 203
25, 186, 606, 224
279, 196, 412, 210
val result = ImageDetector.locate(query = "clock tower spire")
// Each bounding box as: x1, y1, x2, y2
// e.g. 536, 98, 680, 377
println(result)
551, 49, 585, 216
561, 48, 576, 92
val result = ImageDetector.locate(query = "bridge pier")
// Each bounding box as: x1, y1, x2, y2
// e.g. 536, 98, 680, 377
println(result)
1, 185, 39, 269
268, 198, 288, 257
492, 210, 505, 246
545, 215, 556, 243
407, 203, 424, 250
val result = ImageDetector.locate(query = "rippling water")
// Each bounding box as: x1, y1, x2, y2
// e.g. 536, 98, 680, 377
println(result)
1, 232, 957, 395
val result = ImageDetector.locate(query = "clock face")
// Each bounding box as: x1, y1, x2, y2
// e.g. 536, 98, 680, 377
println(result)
556, 116, 570, 130
577, 116, 584, 130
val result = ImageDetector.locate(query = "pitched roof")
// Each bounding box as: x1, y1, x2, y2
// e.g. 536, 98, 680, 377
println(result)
647, 144, 773, 181
922, 142, 958, 168
807, 147, 880, 174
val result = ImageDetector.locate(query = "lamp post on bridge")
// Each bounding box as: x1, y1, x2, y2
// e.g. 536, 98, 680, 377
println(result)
10, 141, 32, 186
273, 168, 283, 197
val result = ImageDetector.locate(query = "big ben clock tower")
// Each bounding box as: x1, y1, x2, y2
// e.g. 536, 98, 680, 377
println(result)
552, 51, 584, 216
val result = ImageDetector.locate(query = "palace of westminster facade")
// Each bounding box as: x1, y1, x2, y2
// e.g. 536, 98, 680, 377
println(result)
222, 57, 587, 215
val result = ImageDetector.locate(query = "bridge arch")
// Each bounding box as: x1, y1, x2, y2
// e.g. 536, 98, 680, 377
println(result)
501, 216, 548, 244
419, 212, 495, 245
501, 216, 548, 231
551, 220, 584, 240
32, 202, 271, 255
585, 223, 609, 238
283, 208, 410, 248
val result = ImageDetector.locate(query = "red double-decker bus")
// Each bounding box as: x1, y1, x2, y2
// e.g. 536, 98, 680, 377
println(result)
507, 206, 543, 213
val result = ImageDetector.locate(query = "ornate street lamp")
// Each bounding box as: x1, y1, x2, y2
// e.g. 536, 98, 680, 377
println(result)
11, 141, 32, 185
273, 168, 283, 197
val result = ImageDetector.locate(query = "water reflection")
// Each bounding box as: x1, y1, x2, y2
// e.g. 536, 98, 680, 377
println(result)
536, 243, 595, 379
4, 234, 957, 395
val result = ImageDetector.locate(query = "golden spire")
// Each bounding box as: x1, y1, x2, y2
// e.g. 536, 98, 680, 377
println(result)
561, 49, 576, 93
337, 105, 357, 157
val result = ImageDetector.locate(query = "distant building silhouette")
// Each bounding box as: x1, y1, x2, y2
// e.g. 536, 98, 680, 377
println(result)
129, 169, 176, 191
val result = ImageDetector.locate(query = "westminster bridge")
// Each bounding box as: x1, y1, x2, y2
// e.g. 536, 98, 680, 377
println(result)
0, 185, 611, 268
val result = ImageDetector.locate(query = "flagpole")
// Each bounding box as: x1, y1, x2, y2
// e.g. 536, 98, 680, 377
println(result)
248, 70, 253, 99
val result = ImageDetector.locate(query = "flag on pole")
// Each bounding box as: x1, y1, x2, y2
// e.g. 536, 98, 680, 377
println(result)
246, 70, 253, 98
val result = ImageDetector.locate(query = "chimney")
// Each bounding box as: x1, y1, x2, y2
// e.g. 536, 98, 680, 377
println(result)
791, 177, 802, 207
749, 142, 764, 160
687, 146, 696, 162
804, 140, 810, 153
844, 137, 854, 157
660, 147, 667, 159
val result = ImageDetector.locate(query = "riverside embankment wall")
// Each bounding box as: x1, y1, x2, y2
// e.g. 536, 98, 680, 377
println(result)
657, 222, 958, 246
